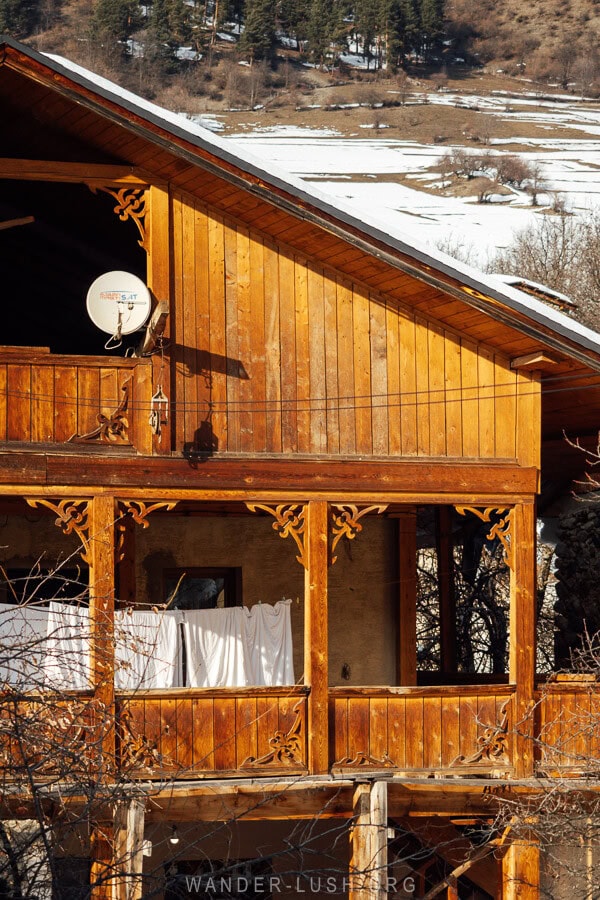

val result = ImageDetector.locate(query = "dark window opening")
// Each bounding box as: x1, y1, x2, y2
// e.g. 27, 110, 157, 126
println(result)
0, 567, 89, 606
0, 180, 146, 355
164, 568, 242, 610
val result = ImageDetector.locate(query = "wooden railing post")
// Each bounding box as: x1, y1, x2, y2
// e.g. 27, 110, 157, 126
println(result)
304, 500, 329, 774
114, 798, 146, 900
398, 509, 417, 686
509, 502, 536, 778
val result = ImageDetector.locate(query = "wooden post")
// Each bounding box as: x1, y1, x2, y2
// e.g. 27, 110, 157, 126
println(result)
114, 798, 146, 900
436, 506, 456, 676
146, 183, 171, 457
304, 500, 329, 774
509, 502, 536, 778
398, 510, 417, 686
90, 823, 114, 900
502, 837, 540, 899
349, 781, 388, 900
89, 494, 117, 771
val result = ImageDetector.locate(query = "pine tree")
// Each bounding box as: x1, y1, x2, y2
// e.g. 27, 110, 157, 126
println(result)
240, 0, 277, 62
0, 0, 40, 37
418, 0, 444, 60
278, 0, 310, 50
92, 0, 141, 43
354, 0, 382, 68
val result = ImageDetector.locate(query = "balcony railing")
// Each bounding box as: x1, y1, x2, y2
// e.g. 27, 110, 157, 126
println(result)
0, 348, 153, 454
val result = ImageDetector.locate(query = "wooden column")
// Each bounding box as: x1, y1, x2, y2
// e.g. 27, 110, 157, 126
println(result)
509, 502, 536, 778
502, 837, 540, 899
89, 494, 117, 768
114, 799, 146, 900
349, 781, 388, 900
436, 506, 457, 676
90, 823, 114, 900
398, 510, 417, 686
304, 500, 329, 774
146, 182, 171, 457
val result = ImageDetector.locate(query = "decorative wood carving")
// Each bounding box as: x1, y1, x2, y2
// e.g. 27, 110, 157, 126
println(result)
68, 380, 131, 445
333, 750, 397, 769
91, 186, 147, 249
26, 498, 91, 563
245, 503, 307, 568
116, 500, 178, 562
451, 699, 511, 768
241, 700, 305, 768
455, 506, 514, 570
119, 708, 163, 772
330, 504, 389, 565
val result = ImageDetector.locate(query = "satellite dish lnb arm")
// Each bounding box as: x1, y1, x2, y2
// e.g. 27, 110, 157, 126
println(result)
136, 301, 169, 357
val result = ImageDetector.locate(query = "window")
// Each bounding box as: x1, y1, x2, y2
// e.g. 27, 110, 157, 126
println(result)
164, 568, 242, 610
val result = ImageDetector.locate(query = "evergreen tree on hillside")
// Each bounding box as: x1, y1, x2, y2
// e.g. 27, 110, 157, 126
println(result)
278, 0, 310, 50
400, 0, 421, 57
307, 0, 347, 67
240, 0, 277, 62
93, 0, 141, 43
419, 0, 444, 59
353, 0, 382, 67
0, 0, 40, 37
146, 0, 192, 68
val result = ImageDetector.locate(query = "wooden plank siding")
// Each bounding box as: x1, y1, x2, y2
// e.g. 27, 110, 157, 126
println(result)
0, 352, 152, 451
534, 684, 600, 775
117, 688, 308, 779
172, 193, 538, 465
329, 686, 515, 774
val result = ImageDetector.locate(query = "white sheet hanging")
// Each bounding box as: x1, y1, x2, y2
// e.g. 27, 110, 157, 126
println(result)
183, 606, 248, 688
44, 602, 90, 691
243, 600, 294, 686
0, 602, 50, 688
182, 600, 294, 687
115, 609, 183, 690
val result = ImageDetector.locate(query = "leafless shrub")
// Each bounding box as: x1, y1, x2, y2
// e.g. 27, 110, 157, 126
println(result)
495, 154, 534, 188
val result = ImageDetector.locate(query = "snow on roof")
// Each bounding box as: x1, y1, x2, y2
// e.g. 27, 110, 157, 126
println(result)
491, 274, 576, 307
30, 48, 600, 364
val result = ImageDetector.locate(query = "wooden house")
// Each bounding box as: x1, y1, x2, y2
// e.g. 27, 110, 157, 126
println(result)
1, 35, 600, 899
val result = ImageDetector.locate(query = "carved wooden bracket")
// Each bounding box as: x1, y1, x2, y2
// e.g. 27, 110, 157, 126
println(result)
451, 699, 511, 768
455, 506, 514, 571
91, 186, 147, 249
241, 700, 305, 768
26, 498, 91, 564
245, 503, 307, 568
68, 379, 131, 445
332, 750, 397, 770
116, 500, 178, 562
329, 504, 389, 566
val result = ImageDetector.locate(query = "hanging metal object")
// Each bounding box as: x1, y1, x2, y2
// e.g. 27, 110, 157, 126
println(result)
149, 385, 169, 436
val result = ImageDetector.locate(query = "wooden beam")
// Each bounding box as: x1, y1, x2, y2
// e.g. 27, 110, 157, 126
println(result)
502, 836, 539, 899
511, 352, 559, 372
398, 510, 417, 686
0, 158, 149, 186
304, 500, 329, 774
114, 799, 146, 900
437, 507, 457, 676
349, 781, 388, 900
509, 503, 536, 778
0, 216, 34, 231
0, 454, 540, 499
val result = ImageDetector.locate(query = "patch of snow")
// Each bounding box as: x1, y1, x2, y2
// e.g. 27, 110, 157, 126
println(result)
217, 32, 236, 42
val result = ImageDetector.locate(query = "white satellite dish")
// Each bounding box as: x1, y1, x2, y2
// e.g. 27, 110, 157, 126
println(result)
86, 271, 151, 337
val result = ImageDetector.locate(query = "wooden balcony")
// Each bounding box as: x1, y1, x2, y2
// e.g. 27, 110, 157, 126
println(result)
0, 348, 153, 454
3, 683, 599, 782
